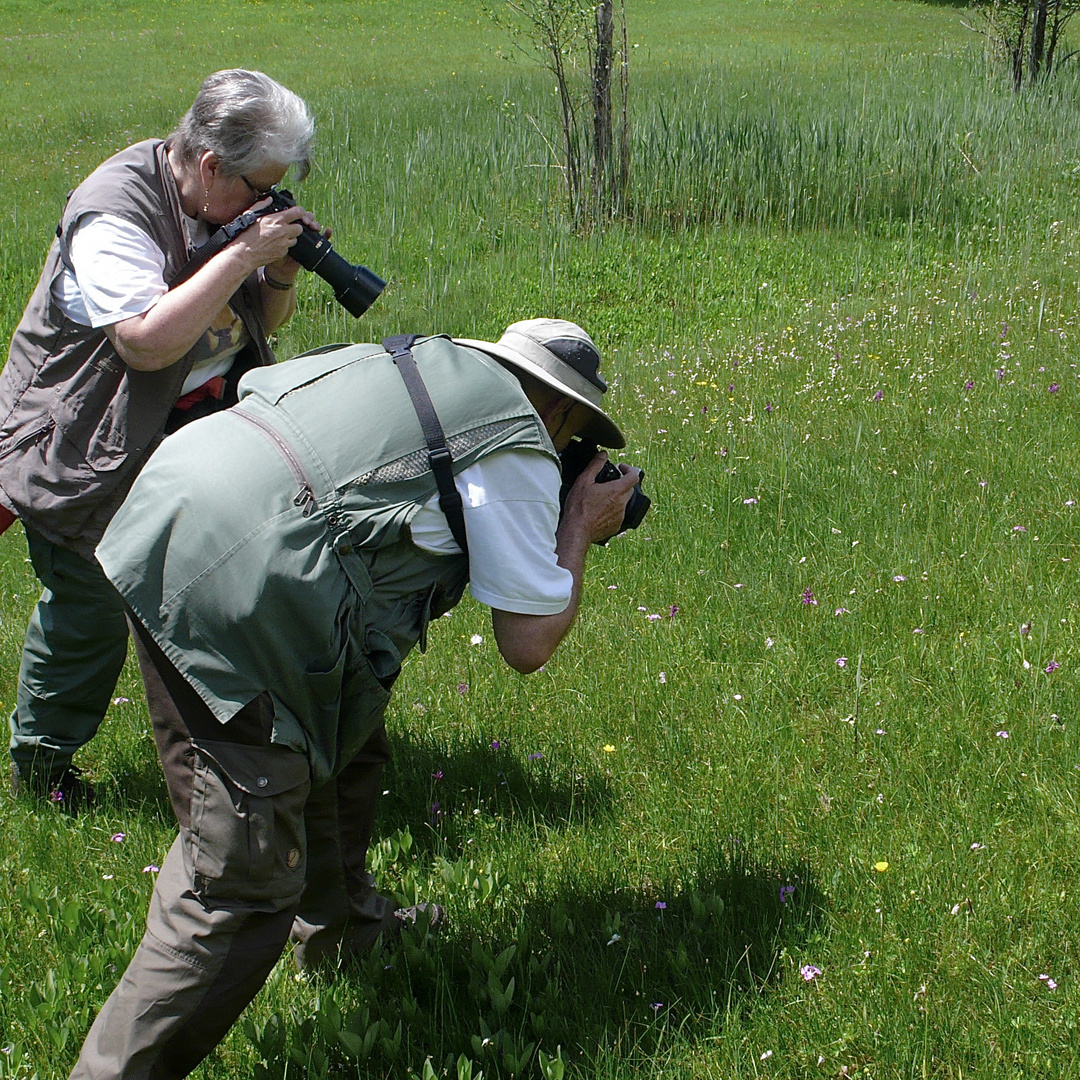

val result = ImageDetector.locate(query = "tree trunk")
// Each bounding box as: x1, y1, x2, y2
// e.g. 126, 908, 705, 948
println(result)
617, 1, 630, 212
1045, 0, 1077, 72
1030, 0, 1049, 79
592, 1, 614, 212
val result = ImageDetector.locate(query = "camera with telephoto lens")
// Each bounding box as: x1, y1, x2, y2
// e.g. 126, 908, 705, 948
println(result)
261, 188, 386, 318
558, 437, 651, 544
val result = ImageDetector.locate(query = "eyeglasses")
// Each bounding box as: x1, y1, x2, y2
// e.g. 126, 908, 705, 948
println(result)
240, 175, 275, 200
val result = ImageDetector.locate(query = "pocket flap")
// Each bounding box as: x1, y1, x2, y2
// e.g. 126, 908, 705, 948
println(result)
193, 739, 310, 797
364, 626, 402, 682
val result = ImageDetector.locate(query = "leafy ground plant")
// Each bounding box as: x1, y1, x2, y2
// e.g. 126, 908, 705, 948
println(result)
3, 1, 1080, 1078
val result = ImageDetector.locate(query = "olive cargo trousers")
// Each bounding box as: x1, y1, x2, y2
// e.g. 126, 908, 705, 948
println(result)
69, 616, 392, 1080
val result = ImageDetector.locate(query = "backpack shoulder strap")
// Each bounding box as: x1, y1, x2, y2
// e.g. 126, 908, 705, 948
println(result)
382, 335, 469, 557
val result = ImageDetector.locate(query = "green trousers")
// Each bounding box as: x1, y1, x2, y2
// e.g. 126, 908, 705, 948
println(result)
8, 524, 128, 778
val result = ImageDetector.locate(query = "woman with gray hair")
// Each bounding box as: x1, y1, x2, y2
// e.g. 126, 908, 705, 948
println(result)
0, 69, 323, 804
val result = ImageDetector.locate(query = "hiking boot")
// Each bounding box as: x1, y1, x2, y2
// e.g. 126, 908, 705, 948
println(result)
11, 761, 95, 812
292, 901, 446, 972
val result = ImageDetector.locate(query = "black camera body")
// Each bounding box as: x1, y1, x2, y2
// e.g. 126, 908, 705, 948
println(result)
263, 189, 386, 318
559, 437, 651, 544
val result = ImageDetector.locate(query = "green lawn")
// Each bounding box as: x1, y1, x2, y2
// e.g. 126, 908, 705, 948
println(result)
2, 2, 1080, 1078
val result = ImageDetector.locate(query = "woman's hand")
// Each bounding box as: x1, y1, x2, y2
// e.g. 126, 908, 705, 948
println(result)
251, 202, 331, 285
232, 201, 305, 275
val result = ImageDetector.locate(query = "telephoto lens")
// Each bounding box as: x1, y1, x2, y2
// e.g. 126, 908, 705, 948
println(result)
268, 189, 385, 318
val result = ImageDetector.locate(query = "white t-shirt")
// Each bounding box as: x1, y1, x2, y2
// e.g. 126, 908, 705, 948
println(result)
53, 213, 242, 395
410, 448, 572, 616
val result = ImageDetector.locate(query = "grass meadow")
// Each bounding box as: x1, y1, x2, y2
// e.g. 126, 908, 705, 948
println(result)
4, 0, 1080, 1076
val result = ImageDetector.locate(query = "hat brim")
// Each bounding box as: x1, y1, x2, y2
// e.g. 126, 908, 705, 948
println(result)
454, 337, 626, 449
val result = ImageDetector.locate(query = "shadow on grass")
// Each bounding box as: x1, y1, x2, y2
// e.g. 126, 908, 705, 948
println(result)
382, 730, 618, 844
257, 846, 829, 1078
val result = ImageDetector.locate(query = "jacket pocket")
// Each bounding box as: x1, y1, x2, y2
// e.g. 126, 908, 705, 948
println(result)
304, 629, 397, 779
186, 740, 311, 910
48, 354, 132, 472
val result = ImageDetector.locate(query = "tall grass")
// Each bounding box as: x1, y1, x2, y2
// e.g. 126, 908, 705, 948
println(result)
4, 2, 1080, 1078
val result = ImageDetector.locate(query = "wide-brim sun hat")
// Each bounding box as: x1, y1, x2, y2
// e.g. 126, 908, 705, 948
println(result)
455, 318, 626, 449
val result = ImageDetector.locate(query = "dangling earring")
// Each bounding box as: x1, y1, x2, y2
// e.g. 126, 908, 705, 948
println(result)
201, 187, 210, 214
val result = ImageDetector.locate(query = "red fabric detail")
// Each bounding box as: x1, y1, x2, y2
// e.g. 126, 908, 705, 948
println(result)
172, 375, 226, 412
0, 505, 17, 536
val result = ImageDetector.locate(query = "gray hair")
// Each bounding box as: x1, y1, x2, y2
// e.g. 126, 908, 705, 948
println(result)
170, 69, 315, 181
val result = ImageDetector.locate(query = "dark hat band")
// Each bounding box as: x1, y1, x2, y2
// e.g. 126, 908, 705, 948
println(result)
540, 337, 607, 393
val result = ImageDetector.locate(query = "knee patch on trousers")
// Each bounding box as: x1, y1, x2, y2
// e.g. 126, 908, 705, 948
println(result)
185, 740, 311, 911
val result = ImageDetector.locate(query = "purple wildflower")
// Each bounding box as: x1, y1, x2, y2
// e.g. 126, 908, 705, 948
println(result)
1013, 525, 1027, 533
50, 790, 65, 803
996, 730, 1010, 739
646, 613, 661, 621
655, 901, 667, 910
873, 389, 884, 401
431, 770, 443, 781
491, 739, 501, 750
457, 682, 469, 694
142, 865, 159, 874
779, 885, 795, 903
528, 752, 543, 761
668, 604, 679, 618
765, 401, 774, 414
111, 833, 126, 843
1046, 660, 1060, 673
800, 964, 822, 981
995, 368, 1006, 380
1050, 383, 1060, 393
801, 588, 817, 606
1021, 622, 1032, 636
836, 657, 848, 668
964, 380, 974, 391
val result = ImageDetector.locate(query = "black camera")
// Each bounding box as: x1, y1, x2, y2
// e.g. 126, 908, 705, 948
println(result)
261, 189, 386, 318
559, 437, 651, 544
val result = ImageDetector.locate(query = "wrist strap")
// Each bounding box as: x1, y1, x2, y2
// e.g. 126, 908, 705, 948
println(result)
170, 206, 265, 288
382, 334, 469, 557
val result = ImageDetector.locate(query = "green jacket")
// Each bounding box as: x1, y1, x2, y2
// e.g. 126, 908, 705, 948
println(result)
97, 336, 558, 782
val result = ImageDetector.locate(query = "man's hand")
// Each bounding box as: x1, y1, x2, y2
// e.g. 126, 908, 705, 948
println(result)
492, 452, 641, 674
560, 451, 641, 545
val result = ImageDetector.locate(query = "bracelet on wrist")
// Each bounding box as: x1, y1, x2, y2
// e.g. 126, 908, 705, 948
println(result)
263, 272, 295, 291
